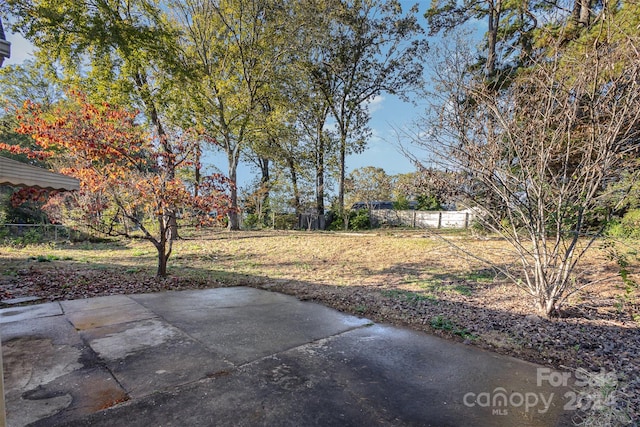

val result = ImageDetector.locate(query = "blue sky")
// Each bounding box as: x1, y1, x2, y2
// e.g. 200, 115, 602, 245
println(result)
3, 2, 449, 188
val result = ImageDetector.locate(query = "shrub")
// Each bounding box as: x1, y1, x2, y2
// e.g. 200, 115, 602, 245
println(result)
350, 209, 371, 230
393, 195, 411, 210
243, 213, 262, 230
416, 194, 442, 211
11, 228, 43, 246
607, 209, 640, 239
274, 213, 297, 230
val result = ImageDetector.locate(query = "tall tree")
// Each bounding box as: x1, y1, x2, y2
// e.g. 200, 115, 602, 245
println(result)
170, 0, 291, 230
297, 97, 336, 216
4, 0, 192, 238
0, 61, 67, 222
304, 0, 428, 221
0, 61, 63, 164
424, 0, 604, 79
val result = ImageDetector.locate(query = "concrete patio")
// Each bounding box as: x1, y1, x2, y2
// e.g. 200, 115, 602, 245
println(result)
0, 287, 573, 426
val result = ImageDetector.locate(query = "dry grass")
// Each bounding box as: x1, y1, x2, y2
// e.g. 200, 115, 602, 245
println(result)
1, 228, 639, 421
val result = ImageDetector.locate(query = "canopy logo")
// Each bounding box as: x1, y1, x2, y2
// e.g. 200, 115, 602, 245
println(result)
462, 388, 554, 415
463, 367, 625, 417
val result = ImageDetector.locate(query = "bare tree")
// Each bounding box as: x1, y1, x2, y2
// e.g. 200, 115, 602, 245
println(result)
410, 24, 640, 316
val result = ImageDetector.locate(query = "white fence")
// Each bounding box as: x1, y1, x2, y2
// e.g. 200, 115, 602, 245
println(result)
370, 209, 475, 229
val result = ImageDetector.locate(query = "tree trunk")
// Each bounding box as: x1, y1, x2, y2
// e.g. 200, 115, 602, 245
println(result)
133, 70, 180, 240
166, 213, 179, 240
156, 243, 168, 277
194, 143, 202, 197
227, 162, 240, 230
486, 0, 502, 77
315, 121, 325, 216
338, 133, 347, 229
572, 0, 591, 27
536, 292, 558, 318
154, 217, 173, 278
258, 155, 270, 219
288, 158, 301, 214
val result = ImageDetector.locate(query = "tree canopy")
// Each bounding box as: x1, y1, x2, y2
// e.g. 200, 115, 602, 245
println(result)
1, 0, 429, 229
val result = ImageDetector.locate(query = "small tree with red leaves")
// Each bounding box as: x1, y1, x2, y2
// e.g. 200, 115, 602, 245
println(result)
9, 93, 231, 277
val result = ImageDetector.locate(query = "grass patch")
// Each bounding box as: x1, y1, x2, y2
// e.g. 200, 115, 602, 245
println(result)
452, 284, 472, 296
430, 315, 477, 340
463, 269, 497, 283
31, 254, 64, 262
405, 278, 473, 297
354, 304, 367, 314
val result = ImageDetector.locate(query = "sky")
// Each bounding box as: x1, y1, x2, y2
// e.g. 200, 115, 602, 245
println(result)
1, 2, 451, 190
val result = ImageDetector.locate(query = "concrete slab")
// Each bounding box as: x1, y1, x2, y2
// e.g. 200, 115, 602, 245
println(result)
60, 295, 136, 313
1, 316, 127, 427
0, 296, 43, 305
79, 318, 233, 398
1, 287, 574, 426
132, 289, 371, 365
1, 314, 84, 346
0, 302, 62, 324
131, 287, 296, 310
57, 324, 570, 427
79, 318, 183, 361
64, 300, 156, 330
104, 334, 234, 399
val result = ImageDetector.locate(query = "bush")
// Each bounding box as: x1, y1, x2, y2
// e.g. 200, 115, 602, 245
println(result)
326, 209, 372, 230
416, 194, 442, 211
350, 209, 371, 230
607, 209, 640, 239
243, 213, 263, 230
8, 228, 43, 246
393, 195, 411, 210
274, 213, 297, 230
327, 210, 349, 230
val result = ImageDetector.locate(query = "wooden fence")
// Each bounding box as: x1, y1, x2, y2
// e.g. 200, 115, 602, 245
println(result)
370, 209, 475, 229
297, 209, 476, 230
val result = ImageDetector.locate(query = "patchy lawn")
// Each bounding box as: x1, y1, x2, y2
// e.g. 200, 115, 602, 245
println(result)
1, 229, 638, 422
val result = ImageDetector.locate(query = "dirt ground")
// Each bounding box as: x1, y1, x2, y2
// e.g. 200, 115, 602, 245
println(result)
1, 229, 638, 423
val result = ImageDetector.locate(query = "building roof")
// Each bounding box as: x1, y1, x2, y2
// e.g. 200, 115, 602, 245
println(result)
0, 156, 80, 191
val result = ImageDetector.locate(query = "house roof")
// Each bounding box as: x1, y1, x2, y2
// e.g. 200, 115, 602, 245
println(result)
0, 156, 80, 191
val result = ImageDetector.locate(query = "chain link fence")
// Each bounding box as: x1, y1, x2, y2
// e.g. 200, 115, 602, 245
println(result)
0, 224, 89, 243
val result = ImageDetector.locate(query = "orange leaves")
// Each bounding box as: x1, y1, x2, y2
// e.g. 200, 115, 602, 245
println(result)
9, 90, 233, 239
0, 142, 52, 160
10, 187, 58, 207
14, 91, 147, 167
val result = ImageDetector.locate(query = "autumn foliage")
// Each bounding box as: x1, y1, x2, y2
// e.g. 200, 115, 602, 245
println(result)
6, 92, 231, 276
